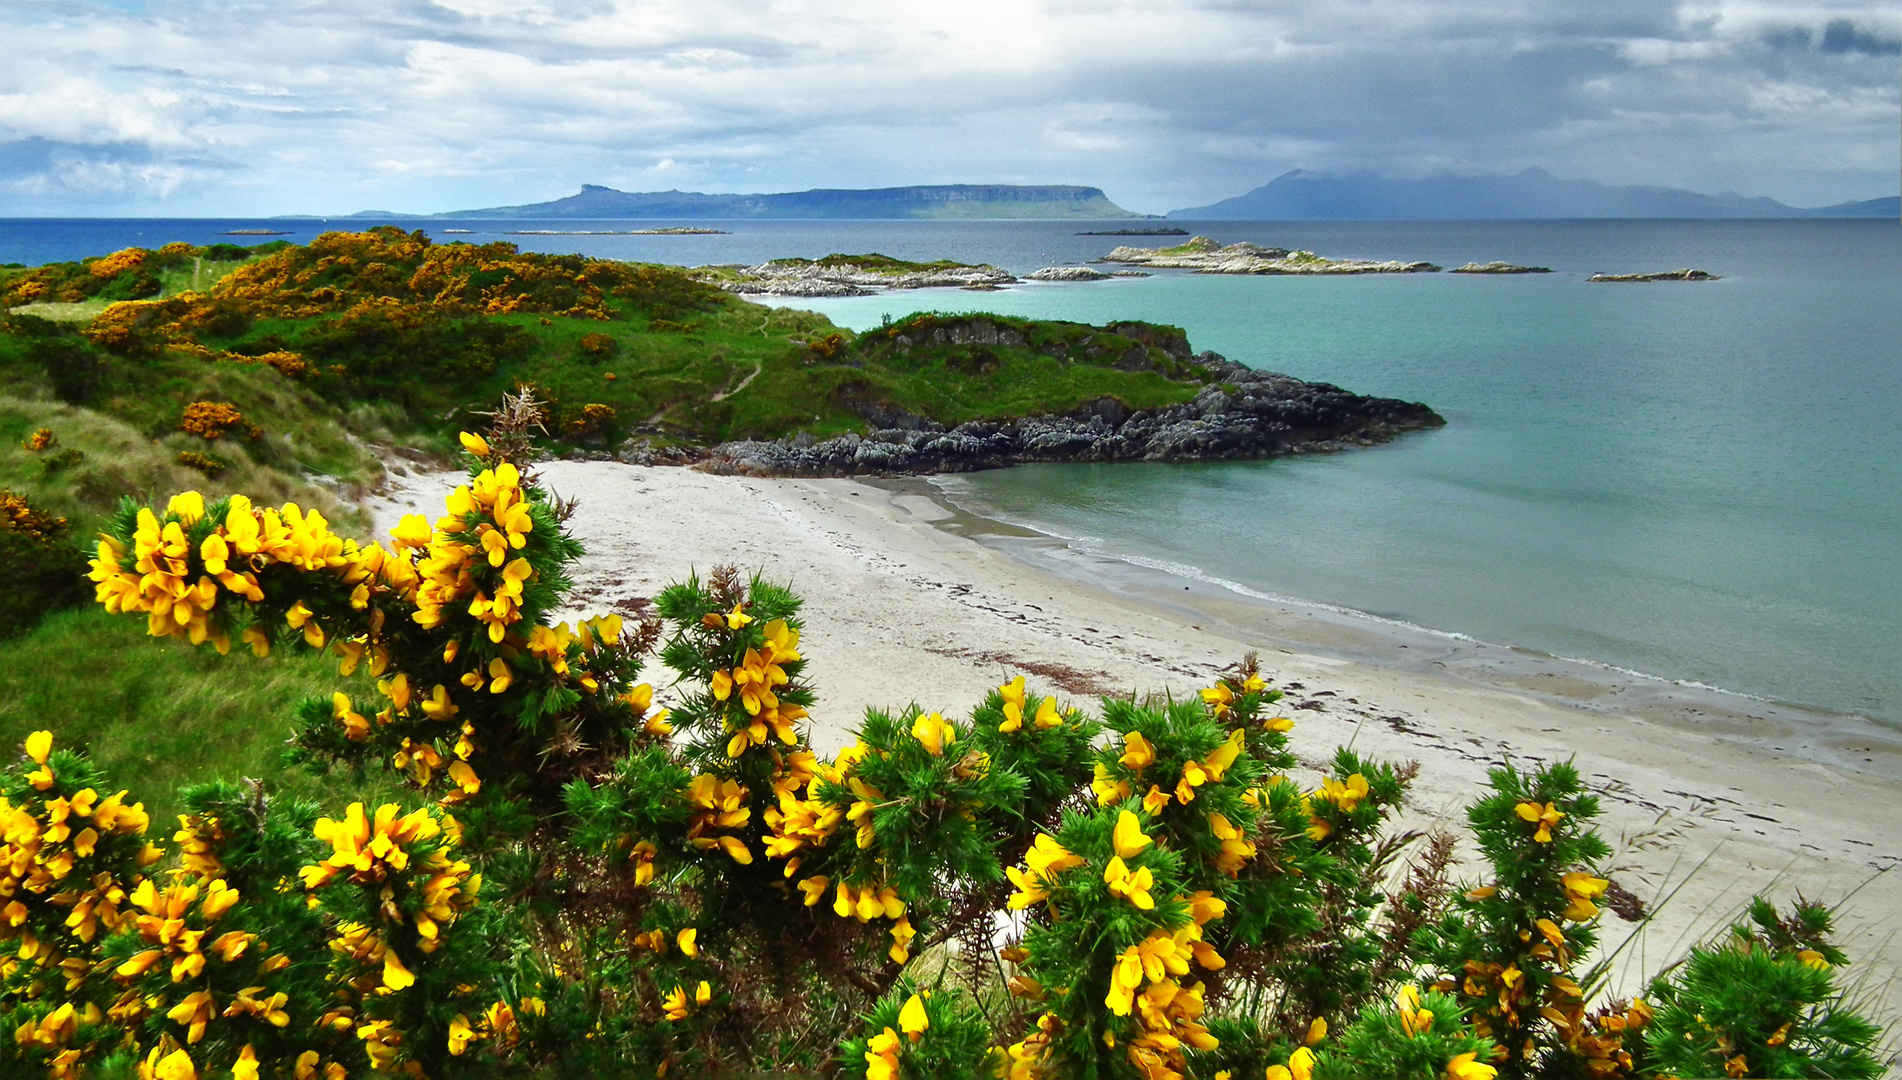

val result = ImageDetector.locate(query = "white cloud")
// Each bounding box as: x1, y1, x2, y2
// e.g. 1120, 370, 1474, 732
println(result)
0, 0, 1893, 214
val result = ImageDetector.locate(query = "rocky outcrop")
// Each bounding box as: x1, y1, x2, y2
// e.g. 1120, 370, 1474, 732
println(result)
1101, 236, 1439, 275
1588, 269, 1719, 282
727, 277, 874, 298
693, 353, 1444, 477
1028, 266, 1114, 281
718, 258, 1015, 296
1450, 261, 1552, 274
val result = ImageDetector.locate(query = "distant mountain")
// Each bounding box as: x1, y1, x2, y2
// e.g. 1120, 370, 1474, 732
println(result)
390, 184, 1143, 220
1170, 169, 1899, 220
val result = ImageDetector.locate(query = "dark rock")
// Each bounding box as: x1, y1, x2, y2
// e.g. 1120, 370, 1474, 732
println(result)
702, 351, 1445, 477
1450, 261, 1553, 274
1587, 269, 1719, 282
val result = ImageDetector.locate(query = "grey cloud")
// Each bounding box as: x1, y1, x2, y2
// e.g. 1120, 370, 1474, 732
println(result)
0, 0, 1894, 215
1762, 26, 1814, 50
1820, 18, 1901, 56
0, 137, 159, 181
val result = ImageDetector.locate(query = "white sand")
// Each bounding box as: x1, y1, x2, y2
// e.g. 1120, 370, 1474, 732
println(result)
369, 459, 1902, 1037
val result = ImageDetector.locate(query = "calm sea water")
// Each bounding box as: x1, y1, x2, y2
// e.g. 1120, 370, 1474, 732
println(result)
5, 217, 1898, 727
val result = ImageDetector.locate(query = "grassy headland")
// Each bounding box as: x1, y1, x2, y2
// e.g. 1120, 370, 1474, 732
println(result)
1, 227, 1215, 476
0, 227, 1220, 787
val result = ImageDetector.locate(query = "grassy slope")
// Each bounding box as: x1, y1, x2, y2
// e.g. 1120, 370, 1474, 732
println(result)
0, 607, 386, 823
0, 231, 1210, 809
461, 305, 1204, 443
4, 234, 1208, 456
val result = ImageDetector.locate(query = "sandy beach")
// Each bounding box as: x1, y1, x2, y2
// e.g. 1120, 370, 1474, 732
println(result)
370, 458, 1902, 1036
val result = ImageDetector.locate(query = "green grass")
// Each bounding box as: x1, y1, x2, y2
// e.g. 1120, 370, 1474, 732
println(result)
860, 352, 1196, 427
0, 392, 375, 539
156, 255, 251, 296
0, 607, 387, 824
419, 304, 1206, 445
6, 300, 112, 322
7, 235, 1225, 459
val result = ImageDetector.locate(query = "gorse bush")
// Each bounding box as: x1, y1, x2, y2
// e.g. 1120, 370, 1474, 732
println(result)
59, 228, 726, 410
0, 488, 90, 637
2, 402, 1885, 1078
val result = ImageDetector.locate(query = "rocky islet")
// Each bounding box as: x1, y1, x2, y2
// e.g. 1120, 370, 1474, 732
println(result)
655, 313, 1445, 477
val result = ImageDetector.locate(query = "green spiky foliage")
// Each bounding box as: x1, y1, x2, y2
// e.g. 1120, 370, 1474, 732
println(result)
966, 679, 1102, 836
1006, 801, 1204, 1080
1642, 899, 1884, 1080
1313, 987, 1498, 1080
1420, 761, 1615, 1078
1250, 748, 1413, 1038
804, 704, 1028, 949
839, 981, 1000, 1080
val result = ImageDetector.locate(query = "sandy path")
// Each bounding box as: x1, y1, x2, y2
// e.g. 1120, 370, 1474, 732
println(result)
367, 459, 1902, 1039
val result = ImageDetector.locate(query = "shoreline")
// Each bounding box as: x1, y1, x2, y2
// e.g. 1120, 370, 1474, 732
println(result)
909, 474, 1902, 781
366, 459, 1902, 1036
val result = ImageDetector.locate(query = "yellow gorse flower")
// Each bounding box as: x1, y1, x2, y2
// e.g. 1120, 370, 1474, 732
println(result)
1315, 773, 1370, 812
1515, 801, 1565, 843
1033, 696, 1062, 728
1093, 762, 1132, 807
1113, 810, 1153, 858
911, 712, 954, 756
1209, 812, 1257, 875
1445, 1052, 1498, 1080
1559, 871, 1609, 921
1396, 984, 1434, 1036
865, 1026, 902, 1080
1119, 732, 1156, 772
1305, 773, 1371, 842
685, 774, 753, 864
1103, 856, 1156, 910
898, 993, 929, 1041
1007, 834, 1083, 910
997, 675, 1028, 732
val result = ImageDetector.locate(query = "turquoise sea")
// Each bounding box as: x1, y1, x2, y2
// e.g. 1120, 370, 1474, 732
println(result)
5, 218, 1899, 731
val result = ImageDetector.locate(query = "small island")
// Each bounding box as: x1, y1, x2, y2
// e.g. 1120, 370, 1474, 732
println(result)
1028, 266, 1115, 281
1076, 227, 1190, 236
1101, 235, 1440, 275
1450, 261, 1552, 274
697, 253, 1015, 297
1588, 269, 1720, 282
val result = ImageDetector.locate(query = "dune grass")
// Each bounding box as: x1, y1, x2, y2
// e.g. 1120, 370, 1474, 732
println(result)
0, 607, 390, 824
0, 392, 375, 538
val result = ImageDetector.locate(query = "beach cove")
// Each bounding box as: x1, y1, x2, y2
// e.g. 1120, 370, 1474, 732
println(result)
372, 458, 1902, 1029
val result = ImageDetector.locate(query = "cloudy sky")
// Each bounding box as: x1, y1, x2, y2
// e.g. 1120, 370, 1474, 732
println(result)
1, 0, 1896, 216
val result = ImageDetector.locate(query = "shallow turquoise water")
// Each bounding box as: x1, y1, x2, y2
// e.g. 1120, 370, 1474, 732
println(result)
789, 222, 1902, 727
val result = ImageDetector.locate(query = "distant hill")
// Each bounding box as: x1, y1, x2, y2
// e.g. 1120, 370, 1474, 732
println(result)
376, 184, 1144, 220
1171, 169, 1900, 220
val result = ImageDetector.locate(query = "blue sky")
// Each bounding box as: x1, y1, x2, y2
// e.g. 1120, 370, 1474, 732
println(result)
0, 0, 1895, 216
